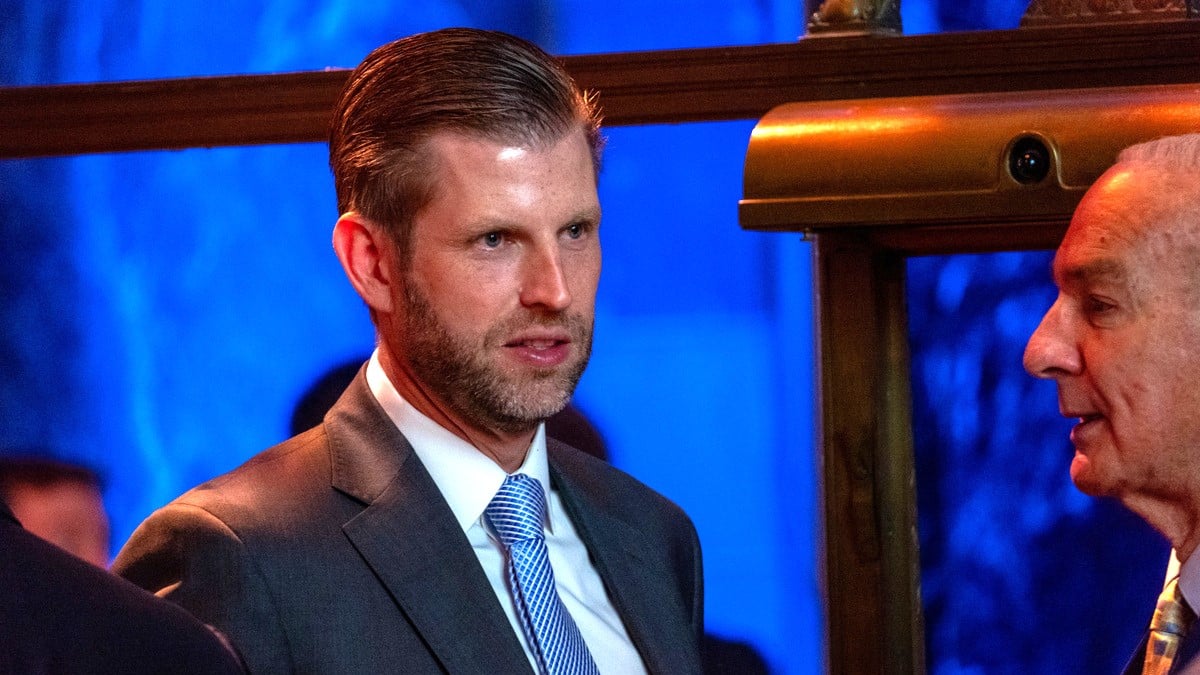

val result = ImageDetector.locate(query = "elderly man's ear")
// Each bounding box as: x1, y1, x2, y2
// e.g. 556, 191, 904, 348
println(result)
333, 213, 398, 314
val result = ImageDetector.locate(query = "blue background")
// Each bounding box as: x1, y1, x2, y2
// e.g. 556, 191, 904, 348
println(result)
0, 1, 1166, 673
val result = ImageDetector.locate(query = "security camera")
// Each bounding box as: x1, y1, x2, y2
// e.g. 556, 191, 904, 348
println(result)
1008, 135, 1052, 185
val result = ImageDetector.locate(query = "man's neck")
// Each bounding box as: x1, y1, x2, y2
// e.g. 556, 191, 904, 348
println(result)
376, 348, 535, 472
1123, 493, 1200, 562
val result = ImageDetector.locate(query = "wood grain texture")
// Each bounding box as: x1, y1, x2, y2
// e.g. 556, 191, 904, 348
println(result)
2, 21, 1199, 157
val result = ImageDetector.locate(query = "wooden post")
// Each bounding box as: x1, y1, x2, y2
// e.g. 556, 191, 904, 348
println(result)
811, 231, 923, 674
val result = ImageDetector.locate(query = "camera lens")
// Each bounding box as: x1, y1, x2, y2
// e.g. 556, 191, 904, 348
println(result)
1008, 136, 1051, 185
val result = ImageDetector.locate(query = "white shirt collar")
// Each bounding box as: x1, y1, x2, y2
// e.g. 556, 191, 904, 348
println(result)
1172, 548, 1200, 610
364, 350, 553, 533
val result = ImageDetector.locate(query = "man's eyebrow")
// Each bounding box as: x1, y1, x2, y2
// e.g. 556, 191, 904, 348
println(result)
1055, 258, 1127, 286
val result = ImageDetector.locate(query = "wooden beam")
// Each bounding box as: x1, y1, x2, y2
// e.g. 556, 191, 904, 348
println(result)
2, 21, 1199, 158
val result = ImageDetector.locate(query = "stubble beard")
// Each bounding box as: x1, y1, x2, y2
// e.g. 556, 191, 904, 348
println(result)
402, 281, 592, 435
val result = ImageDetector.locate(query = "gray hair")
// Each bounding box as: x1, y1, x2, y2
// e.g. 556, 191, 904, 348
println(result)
1113, 134, 1200, 305
1117, 133, 1200, 171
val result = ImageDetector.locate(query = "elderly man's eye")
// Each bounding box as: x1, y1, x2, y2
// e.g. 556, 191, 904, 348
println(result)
1085, 296, 1115, 314
481, 232, 503, 248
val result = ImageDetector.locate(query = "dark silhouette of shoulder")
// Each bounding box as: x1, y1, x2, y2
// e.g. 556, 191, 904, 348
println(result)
0, 499, 244, 674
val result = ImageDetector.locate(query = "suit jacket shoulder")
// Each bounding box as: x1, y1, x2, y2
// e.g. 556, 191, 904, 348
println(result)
114, 373, 528, 675
1, 501, 243, 674
112, 426, 335, 672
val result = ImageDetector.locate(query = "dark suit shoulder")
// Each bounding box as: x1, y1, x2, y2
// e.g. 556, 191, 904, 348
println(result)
167, 378, 411, 538
187, 425, 328, 501
114, 423, 364, 599
112, 428, 345, 674
167, 425, 359, 538
548, 439, 696, 532
0, 515, 243, 674
112, 405, 427, 675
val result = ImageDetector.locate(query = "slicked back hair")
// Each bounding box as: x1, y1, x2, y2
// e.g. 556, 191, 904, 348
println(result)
328, 28, 604, 257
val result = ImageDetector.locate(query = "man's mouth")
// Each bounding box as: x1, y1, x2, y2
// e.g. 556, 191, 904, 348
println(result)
1061, 404, 1102, 424
503, 332, 572, 367
504, 329, 571, 348
1068, 412, 1104, 446
507, 338, 567, 349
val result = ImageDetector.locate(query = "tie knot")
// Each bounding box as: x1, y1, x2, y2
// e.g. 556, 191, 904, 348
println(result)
486, 474, 547, 547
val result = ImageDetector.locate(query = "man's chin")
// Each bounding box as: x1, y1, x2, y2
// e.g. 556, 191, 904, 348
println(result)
479, 380, 577, 433
1068, 452, 1111, 497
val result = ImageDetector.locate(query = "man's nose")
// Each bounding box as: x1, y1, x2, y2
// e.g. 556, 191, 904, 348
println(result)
519, 247, 572, 312
1023, 299, 1081, 379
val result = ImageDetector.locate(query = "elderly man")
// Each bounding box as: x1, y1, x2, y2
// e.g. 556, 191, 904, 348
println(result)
114, 27, 703, 675
1024, 133, 1200, 674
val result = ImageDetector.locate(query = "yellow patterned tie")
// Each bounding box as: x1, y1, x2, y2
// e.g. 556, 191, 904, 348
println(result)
1144, 576, 1195, 675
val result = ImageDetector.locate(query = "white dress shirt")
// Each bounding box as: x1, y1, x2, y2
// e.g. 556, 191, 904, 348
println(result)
365, 352, 647, 674
1176, 549, 1200, 614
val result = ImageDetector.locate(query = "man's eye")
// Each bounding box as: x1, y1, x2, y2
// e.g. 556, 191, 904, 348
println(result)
1085, 296, 1115, 314
564, 223, 586, 239
481, 232, 503, 248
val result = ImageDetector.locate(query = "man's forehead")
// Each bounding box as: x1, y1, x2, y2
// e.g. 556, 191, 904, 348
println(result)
1051, 177, 1144, 286
1052, 207, 1151, 290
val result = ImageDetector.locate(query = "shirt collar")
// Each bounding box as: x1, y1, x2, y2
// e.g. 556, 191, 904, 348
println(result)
364, 350, 553, 533
1174, 549, 1200, 611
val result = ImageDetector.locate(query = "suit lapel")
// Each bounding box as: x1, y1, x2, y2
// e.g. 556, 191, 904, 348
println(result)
325, 373, 530, 674
550, 456, 700, 675
1176, 626, 1200, 672
1123, 631, 1148, 675
1122, 627, 1200, 675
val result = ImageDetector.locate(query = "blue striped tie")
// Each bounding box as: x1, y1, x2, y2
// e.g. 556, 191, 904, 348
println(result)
486, 474, 601, 675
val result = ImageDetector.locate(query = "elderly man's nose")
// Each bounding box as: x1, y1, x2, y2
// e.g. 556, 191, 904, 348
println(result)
1023, 302, 1080, 378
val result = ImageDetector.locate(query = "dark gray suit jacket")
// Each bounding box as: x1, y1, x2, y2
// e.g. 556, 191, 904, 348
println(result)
113, 373, 703, 674
0, 499, 244, 674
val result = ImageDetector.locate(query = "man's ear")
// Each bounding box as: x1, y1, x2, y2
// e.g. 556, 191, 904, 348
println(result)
332, 212, 398, 314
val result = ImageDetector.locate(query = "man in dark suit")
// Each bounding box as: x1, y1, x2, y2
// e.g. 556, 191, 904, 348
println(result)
1, 496, 244, 673
1024, 133, 1200, 674
114, 27, 703, 674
